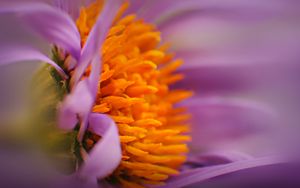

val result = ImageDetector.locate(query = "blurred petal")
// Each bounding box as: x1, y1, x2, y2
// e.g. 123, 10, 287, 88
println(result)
157, 1, 300, 98
192, 162, 300, 188
52, 0, 99, 21
0, 45, 67, 78
57, 175, 98, 188
137, 0, 295, 23
185, 150, 252, 168
0, 146, 61, 188
72, 0, 122, 85
182, 97, 277, 150
175, 64, 261, 95
53, 0, 81, 20
158, 1, 300, 72
1, 0, 51, 2
175, 64, 300, 96
163, 15, 300, 61
124, 0, 149, 15
136, 0, 196, 22
164, 156, 286, 188
0, 2, 81, 60
79, 113, 121, 180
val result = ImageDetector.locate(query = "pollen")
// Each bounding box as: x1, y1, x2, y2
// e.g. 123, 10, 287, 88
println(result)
77, 1, 192, 187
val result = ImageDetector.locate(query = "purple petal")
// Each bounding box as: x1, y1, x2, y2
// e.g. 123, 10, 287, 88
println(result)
0, 2, 81, 60
0, 45, 67, 78
159, 6, 300, 65
137, 0, 295, 24
79, 113, 121, 180
87, 54, 101, 99
57, 175, 99, 188
58, 79, 94, 131
77, 54, 101, 140
174, 64, 264, 95
0, 146, 62, 188
72, 0, 122, 85
193, 162, 300, 188
185, 150, 253, 169
137, 0, 207, 22
53, 0, 82, 20
58, 54, 100, 136
124, 0, 150, 15
150, 0, 300, 74
163, 156, 286, 188
175, 58, 300, 96
181, 97, 277, 150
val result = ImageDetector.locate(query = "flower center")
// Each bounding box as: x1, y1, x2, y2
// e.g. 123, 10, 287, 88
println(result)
76, 1, 192, 187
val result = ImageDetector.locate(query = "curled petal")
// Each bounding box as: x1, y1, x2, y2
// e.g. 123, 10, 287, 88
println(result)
77, 54, 101, 141
0, 45, 67, 78
72, 0, 122, 85
0, 2, 81, 60
58, 54, 100, 138
164, 156, 287, 188
79, 113, 121, 180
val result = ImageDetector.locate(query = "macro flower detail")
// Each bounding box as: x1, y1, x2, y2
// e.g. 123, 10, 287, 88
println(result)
76, 1, 192, 186
0, 0, 295, 188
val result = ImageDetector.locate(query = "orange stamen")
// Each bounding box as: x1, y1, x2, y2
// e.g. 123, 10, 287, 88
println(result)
76, 1, 192, 186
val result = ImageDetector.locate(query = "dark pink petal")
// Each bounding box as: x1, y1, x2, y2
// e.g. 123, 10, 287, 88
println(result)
79, 113, 121, 180
0, 2, 81, 60
72, 0, 122, 85
181, 97, 277, 150
0, 45, 67, 78
164, 156, 286, 188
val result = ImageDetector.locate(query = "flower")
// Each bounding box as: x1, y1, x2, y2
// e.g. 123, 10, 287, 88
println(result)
0, 0, 296, 187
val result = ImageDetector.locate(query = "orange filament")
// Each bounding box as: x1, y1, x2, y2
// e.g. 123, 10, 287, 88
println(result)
76, 1, 192, 187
